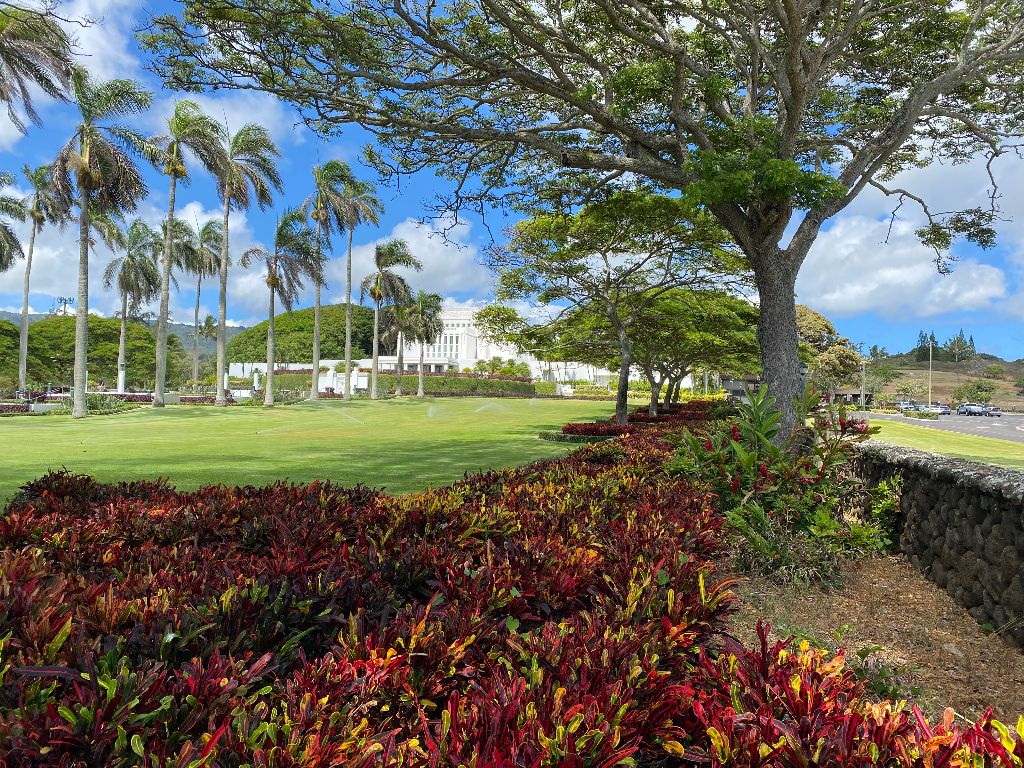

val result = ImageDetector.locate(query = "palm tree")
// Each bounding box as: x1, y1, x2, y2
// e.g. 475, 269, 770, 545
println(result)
240, 208, 319, 407
302, 160, 354, 400
0, 5, 72, 133
103, 220, 160, 392
382, 301, 418, 396
214, 124, 282, 405
360, 239, 422, 400
151, 101, 226, 407
407, 290, 444, 398
182, 219, 223, 382
52, 66, 152, 418
0, 170, 25, 270
16, 164, 68, 391
338, 179, 382, 399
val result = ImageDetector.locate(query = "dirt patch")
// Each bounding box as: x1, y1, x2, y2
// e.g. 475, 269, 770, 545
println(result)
726, 555, 1024, 721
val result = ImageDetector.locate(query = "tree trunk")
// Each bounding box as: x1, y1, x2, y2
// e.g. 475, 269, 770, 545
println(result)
117, 291, 128, 393
395, 332, 404, 396
343, 228, 354, 400
154, 174, 177, 408
265, 279, 275, 407
754, 259, 802, 440
215, 194, 231, 407
72, 183, 90, 419
418, 342, 425, 397
613, 327, 632, 425
311, 280, 321, 400
370, 299, 380, 399
18, 221, 38, 392
310, 228, 322, 400
192, 275, 202, 383
647, 373, 661, 416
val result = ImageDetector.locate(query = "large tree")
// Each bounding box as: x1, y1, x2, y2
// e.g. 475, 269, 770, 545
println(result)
15, 164, 68, 392
213, 123, 282, 405
147, 0, 1024, 436
490, 191, 739, 423
52, 67, 152, 418
102, 219, 161, 392
151, 100, 226, 406
240, 208, 320, 406
0, 4, 72, 133
302, 160, 355, 399
360, 239, 421, 400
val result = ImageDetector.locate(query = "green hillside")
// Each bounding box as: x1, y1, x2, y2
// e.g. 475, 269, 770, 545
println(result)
228, 303, 376, 363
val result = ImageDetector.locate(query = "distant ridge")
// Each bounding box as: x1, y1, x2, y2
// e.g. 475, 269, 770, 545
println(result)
0, 310, 246, 360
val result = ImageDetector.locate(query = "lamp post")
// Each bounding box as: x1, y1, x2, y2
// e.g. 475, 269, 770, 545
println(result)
928, 338, 933, 407
860, 358, 867, 412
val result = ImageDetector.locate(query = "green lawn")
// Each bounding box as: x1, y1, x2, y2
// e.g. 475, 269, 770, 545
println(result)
871, 420, 1024, 470
0, 398, 617, 503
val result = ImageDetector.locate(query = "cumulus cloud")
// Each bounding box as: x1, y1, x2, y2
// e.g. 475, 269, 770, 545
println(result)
321, 217, 494, 307
797, 216, 1008, 318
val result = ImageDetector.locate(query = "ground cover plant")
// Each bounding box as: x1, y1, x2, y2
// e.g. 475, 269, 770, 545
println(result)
3, 420, 1023, 765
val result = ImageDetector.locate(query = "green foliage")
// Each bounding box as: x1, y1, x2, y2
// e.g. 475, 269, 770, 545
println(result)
376, 374, 535, 397
868, 477, 902, 546
228, 303, 374, 362
903, 410, 939, 420
984, 363, 1006, 379
534, 381, 556, 396
24, 315, 186, 389
669, 386, 884, 585
472, 356, 531, 378
0, 320, 57, 388
894, 381, 927, 401
1016, 376, 1024, 397
50, 393, 143, 415
952, 380, 996, 403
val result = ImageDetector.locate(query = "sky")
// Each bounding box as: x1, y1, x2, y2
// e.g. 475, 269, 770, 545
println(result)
1, 0, 1023, 360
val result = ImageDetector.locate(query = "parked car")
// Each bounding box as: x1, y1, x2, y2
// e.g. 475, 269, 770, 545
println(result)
956, 403, 987, 416
985, 405, 1002, 417
928, 403, 951, 415
897, 401, 918, 413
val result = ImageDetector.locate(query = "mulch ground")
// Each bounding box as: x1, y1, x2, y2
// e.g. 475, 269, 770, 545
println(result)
726, 555, 1024, 721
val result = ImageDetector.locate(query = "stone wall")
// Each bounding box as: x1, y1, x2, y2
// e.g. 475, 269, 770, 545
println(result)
851, 443, 1024, 646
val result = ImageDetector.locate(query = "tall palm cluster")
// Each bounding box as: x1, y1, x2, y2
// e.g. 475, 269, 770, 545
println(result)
0, 7, 441, 414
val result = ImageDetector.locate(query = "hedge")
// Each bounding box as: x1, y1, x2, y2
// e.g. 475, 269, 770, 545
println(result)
535, 381, 556, 396
376, 373, 536, 396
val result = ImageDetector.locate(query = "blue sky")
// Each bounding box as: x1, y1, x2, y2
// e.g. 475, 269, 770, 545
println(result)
2, 0, 1023, 360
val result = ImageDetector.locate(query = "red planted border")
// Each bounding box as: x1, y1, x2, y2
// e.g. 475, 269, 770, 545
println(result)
1, 419, 1021, 765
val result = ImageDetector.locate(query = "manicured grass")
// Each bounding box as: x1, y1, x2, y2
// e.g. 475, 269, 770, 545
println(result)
871, 420, 1024, 470
0, 398, 617, 503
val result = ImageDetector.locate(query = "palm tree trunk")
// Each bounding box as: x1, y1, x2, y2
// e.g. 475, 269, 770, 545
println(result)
215, 194, 231, 407
117, 291, 129, 392
370, 299, 380, 399
418, 341, 425, 397
72, 184, 89, 419
192, 275, 202, 383
311, 281, 321, 401
395, 332, 404, 396
18, 221, 38, 392
343, 228, 354, 400
265, 278, 275, 407
154, 174, 178, 407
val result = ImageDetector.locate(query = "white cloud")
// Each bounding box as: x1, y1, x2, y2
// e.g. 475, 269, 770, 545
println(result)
323, 217, 493, 306
63, 0, 143, 80
797, 216, 1008, 317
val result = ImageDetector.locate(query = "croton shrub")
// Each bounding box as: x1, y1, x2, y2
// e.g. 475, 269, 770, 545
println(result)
1, 425, 1022, 765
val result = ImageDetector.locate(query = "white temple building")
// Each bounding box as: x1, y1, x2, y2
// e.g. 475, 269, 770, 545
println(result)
229, 305, 615, 391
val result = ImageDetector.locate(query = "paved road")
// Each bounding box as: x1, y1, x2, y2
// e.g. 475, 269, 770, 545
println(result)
858, 411, 1024, 444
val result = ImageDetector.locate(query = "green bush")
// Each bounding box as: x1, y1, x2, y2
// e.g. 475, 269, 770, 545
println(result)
903, 409, 938, 420
266, 372, 315, 391
535, 381, 557, 396
569, 383, 613, 397
376, 374, 535, 396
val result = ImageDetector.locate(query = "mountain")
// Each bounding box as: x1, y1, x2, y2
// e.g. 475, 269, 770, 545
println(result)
0, 311, 246, 361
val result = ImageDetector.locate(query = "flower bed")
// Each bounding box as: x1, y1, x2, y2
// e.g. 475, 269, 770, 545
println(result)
562, 421, 634, 436
180, 392, 236, 405
2, 427, 1021, 764
0, 402, 29, 415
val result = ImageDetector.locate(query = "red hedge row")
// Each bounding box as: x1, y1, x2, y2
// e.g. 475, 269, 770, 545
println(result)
1, 425, 1021, 766
0, 403, 29, 414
